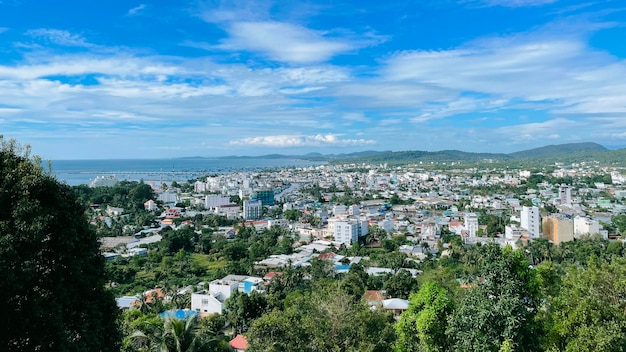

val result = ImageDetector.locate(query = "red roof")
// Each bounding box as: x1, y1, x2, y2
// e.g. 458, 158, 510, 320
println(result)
144, 288, 165, 303
229, 334, 248, 350
263, 271, 283, 280
318, 253, 335, 259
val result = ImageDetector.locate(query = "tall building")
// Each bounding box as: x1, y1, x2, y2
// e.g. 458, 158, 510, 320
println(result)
329, 218, 368, 246
573, 216, 601, 238
205, 194, 231, 209
542, 215, 574, 245
243, 199, 263, 220
520, 206, 541, 238
464, 213, 479, 238
559, 185, 572, 205
251, 189, 275, 206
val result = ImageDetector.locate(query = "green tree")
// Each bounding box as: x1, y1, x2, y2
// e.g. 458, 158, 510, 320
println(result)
395, 281, 454, 352
130, 315, 202, 352
0, 138, 121, 351
247, 287, 395, 352
447, 244, 540, 352
383, 269, 419, 299
225, 290, 268, 334
543, 259, 626, 352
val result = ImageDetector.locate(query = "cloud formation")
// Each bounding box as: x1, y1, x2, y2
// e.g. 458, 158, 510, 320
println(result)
26, 29, 92, 47
230, 134, 376, 147
217, 21, 354, 64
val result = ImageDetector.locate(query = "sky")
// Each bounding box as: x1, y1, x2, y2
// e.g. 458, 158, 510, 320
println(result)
0, 0, 625, 159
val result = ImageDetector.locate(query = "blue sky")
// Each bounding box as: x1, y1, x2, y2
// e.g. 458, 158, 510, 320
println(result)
1, 0, 625, 159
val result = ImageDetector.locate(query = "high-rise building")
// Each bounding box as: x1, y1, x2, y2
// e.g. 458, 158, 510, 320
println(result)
329, 217, 368, 246
464, 213, 479, 238
520, 206, 541, 238
251, 189, 275, 206
559, 185, 572, 205
573, 216, 601, 238
542, 215, 574, 245
243, 199, 263, 220
205, 194, 231, 209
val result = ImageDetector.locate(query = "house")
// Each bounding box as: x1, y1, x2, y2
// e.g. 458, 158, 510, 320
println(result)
229, 334, 248, 352
191, 290, 227, 315
106, 205, 124, 217
382, 298, 409, 318
364, 290, 386, 309
144, 199, 158, 211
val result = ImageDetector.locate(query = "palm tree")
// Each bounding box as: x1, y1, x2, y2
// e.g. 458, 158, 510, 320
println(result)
131, 316, 201, 352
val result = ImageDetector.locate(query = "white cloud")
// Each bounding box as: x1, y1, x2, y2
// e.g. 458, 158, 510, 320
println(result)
217, 21, 354, 64
26, 29, 91, 47
343, 112, 368, 122
229, 133, 376, 147
0, 27, 9, 34
127, 4, 146, 15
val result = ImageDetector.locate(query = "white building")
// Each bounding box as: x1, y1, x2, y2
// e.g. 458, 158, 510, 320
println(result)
191, 275, 263, 315
205, 194, 231, 209
157, 191, 178, 204
243, 199, 263, 220
520, 206, 541, 238
574, 216, 601, 238
505, 225, 527, 240
144, 199, 158, 211
329, 217, 368, 246
194, 181, 207, 193
464, 213, 479, 238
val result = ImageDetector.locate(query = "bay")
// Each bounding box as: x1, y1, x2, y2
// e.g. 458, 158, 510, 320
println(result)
50, 158, 324, 186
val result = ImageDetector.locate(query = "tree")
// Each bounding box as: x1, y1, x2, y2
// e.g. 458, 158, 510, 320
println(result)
130, 316, 202, 352
225, 290, 268, 334
543, 259, 626, 351
383, 269, 419, 299
395, 281, 454, 352
247, 287, 395, 352
0, 138, 121, 351
447, 244, 540, 352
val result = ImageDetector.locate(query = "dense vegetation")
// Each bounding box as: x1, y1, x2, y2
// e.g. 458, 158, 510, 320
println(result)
0, 138, 120, 351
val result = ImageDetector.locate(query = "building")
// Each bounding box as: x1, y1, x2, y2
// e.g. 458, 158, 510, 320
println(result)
559, 185, 572, 205
251, 189, 274, 206
573, 216, 601, 238
144, 199, 158, 211
205, 194, 231, 209
464, 213, 479, 238
191, 275, 263, 315
329, 217, 368, 246
243, 199, 263, 220
505, 225, 527, 240
542, 215, 574, 245
520, 206, 541, 238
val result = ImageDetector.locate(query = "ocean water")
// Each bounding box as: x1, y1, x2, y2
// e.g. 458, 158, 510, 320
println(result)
50, 158, 324, 186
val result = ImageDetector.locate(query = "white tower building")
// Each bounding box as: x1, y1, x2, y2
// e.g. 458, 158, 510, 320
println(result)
464, 213, 479, 238
520, 206, 541, 238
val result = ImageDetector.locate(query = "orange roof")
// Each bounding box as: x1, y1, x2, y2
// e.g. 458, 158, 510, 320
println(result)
229, 334, 248, 350
364, 290, 386, 301
144, 288, 165, 303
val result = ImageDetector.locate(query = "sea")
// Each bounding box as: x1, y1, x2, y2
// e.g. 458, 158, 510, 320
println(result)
50, 158, 325, 186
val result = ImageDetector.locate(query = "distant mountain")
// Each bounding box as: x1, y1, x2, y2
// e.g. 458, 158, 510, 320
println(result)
178, 142, 625, 166
509, 142, 608, 159
327, 142, 625, 166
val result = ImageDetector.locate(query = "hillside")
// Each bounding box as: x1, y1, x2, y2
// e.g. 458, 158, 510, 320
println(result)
509, 142, 607, 158
328, 142, 626, 166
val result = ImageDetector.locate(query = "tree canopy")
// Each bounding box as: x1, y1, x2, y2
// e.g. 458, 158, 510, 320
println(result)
0, 137, 121, 351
